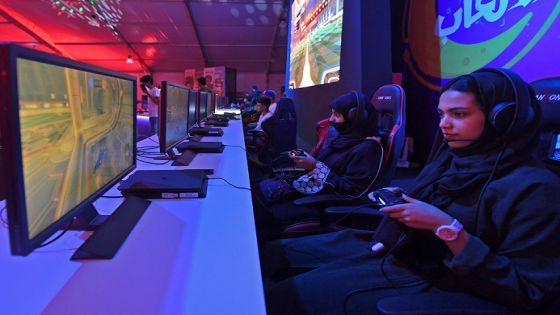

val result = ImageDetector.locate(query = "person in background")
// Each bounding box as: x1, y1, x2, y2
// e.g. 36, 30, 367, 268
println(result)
197, 76, 213, 93
140, 75, 160, 135
248, 96, 273, 132
262, 89, 277, 114
250, 85, 261, 105
253, 92, 382, 239
280, 85, 286, 98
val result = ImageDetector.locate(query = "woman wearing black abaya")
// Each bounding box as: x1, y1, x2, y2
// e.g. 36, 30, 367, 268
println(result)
263, 69, 560, 315
254, 92, 383, 230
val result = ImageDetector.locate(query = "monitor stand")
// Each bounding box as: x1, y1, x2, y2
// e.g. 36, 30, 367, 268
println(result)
70, 195, 151, 260
152, 147, 196, 166
171, 149, 196, 166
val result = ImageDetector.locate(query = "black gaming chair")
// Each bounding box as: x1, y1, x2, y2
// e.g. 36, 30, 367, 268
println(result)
374, 77, 560, 315
246, 98, 298, 171
260, 97, 298, 164
281, 84, 407, 236
532, 77, 560, 175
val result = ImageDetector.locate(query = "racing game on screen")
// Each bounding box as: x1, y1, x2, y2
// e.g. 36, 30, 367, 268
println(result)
289, 0, 344, 89
17, 58, 134, 239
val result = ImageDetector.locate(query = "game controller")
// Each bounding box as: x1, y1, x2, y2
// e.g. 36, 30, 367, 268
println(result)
369, 188, 404, 207
368, 188, 407, 254
288, 149, 306, 157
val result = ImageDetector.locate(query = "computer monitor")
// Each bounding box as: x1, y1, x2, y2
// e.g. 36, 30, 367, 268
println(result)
0, 44, 146, 257
288, 0, 344, 88
187, 89, 198, 130
198, 92, 209, 121
158, 81, 190, 154
207, 93, 215, 116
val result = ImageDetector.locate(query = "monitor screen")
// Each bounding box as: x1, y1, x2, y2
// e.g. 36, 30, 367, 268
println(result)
0, 44, 136, 256
187, 89, 198, 129
207, 93, 214, 116
199, 92, 208, 121
159, 81, 190, 153
550, 132, 560, 162
288, 0, 344, 89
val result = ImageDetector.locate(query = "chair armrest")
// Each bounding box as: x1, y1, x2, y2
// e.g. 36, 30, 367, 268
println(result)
376, 293, 511, 315
247, 129, 265, 136
325, 205, 382, 217
293, 194, 354, 207
325, 206, 384, 230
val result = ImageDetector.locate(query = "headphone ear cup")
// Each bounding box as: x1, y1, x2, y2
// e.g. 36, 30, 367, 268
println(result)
490, 101, 516, 134
347, 91, 367, 122
347, 107, 357, 122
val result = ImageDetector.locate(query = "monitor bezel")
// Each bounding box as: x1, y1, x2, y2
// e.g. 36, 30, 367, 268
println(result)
0, 44, 137, 256
208, 93, 215, 116
198, 91, 209, 121
187, 89, 199, 130
158, 81, 190, 153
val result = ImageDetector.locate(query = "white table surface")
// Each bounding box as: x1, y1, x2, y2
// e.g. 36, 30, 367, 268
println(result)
0, 119, 266, 315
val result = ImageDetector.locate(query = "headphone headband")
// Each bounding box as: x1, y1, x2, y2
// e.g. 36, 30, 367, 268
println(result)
472, 67, 535, 136
348, 90, 366, 122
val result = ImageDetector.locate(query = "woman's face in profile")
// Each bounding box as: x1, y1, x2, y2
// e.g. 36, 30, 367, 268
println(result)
438, 90, 486, 149
328, 109, 345, 124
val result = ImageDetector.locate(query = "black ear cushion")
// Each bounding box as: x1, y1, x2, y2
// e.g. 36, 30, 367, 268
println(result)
489, 101, 516, 134
348, 107, 357, 121
474, 68, 536, 136
347, 91, 367, 122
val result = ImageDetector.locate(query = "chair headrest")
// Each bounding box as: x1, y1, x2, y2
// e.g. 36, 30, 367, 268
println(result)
371, 84, 405, 114
531, 77, 560, 129
371, 85, 406, 133
274, 98, 296, 119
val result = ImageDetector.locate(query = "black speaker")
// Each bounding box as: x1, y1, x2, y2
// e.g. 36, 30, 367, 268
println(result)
347, 91, 368, 122
474, 68, 535, 136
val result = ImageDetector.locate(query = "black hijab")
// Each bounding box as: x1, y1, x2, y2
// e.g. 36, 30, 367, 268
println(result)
409, 70, 542, 212
317, 92, 377, 158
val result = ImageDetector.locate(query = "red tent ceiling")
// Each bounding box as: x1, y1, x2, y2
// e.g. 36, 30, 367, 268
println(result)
0, 0, 288, 74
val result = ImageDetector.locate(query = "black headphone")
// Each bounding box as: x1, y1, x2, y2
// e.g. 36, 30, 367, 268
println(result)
347, 90, 368, 122
472, 68, 535, 136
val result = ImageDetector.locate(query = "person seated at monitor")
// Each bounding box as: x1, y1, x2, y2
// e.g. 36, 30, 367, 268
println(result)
262, 89, 278, 113
262, 69, 560, 315
197, 76, 213, 94
254, 92, 382, 232
247, 96, 274, 132
250, 85, 261, 105
140, 75, 160, 135
242, 86, 262, 124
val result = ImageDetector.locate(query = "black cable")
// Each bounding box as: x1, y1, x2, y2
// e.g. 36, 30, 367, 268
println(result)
342, 278, 427, 315
99, 195, 125, 199
138, 145, 159, 150
136, 157, 172, 165
473, 142, 507, 234
345, 140, 384, 199
0, 204, 8, 225
137, 152, 166, 157
207, 177, 251, 191
224, 144, 247, 152
37, 219, 73, 248
330, 203, 378, 227
379, 234, 409, 288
